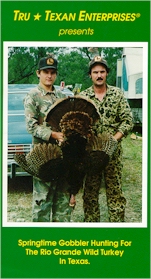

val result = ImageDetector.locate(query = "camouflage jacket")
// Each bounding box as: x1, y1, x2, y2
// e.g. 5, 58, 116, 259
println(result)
80, 84, 134, 137
24, 84, 65, 144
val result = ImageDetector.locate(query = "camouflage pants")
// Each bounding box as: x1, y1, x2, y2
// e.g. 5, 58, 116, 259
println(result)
32, 177, 72, 222
83, 144, 126, 222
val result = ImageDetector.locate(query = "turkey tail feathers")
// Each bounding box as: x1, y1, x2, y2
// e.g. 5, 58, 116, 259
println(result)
86, 133, 118, 157
14, 153, 36, 177
46, 96, 100, 131
14, 143, 62, 179
60, 111, 93, 138
85, 133, 118, 175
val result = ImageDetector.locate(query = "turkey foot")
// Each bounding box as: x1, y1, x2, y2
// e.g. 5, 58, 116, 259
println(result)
69, 194, 76, 207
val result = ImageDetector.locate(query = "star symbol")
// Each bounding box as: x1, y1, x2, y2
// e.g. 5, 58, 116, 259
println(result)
34, 13, 42, 21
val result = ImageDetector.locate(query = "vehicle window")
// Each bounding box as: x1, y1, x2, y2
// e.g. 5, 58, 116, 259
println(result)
8, 93, 26, 110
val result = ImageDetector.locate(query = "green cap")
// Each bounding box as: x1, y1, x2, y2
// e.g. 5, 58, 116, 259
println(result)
38, 55, 58, 70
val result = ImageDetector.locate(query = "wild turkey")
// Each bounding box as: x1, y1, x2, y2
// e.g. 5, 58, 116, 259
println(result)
15, 96, 117, 207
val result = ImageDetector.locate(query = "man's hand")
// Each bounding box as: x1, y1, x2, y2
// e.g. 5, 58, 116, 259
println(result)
51, 131, 64, 143
113, 131, 123, 141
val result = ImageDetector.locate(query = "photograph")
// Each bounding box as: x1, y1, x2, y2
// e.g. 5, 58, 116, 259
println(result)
3, 42, 147, 227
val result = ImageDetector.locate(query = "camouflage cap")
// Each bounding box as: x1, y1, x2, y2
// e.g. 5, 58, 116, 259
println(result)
38, 54, 58, 70
89, 56, 110, 73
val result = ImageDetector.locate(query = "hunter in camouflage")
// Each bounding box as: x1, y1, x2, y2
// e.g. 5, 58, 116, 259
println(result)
24, 84, 65, 144
80, 55, 134, 222
24, 54, 72, 222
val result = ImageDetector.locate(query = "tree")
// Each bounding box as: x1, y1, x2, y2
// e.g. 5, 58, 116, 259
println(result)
8, 47, 60, 84
102, 47, 123, 85
78, 47, 123, 86
8, 47, 36, 84
56, 51, 91, 90
8, 46, 123, 88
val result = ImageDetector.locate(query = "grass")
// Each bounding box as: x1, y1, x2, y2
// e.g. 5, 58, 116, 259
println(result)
7, 135, 143, 223
122, 135, 142, 222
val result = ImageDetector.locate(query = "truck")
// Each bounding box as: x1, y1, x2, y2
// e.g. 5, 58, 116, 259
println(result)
7, 84, 74, 178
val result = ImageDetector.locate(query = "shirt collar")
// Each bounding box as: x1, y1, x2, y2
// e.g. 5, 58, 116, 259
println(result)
38, 84, 56, 96
90, 84, 111, 96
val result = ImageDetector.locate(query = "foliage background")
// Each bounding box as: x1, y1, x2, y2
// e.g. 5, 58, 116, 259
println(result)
8, 47, 123, 90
